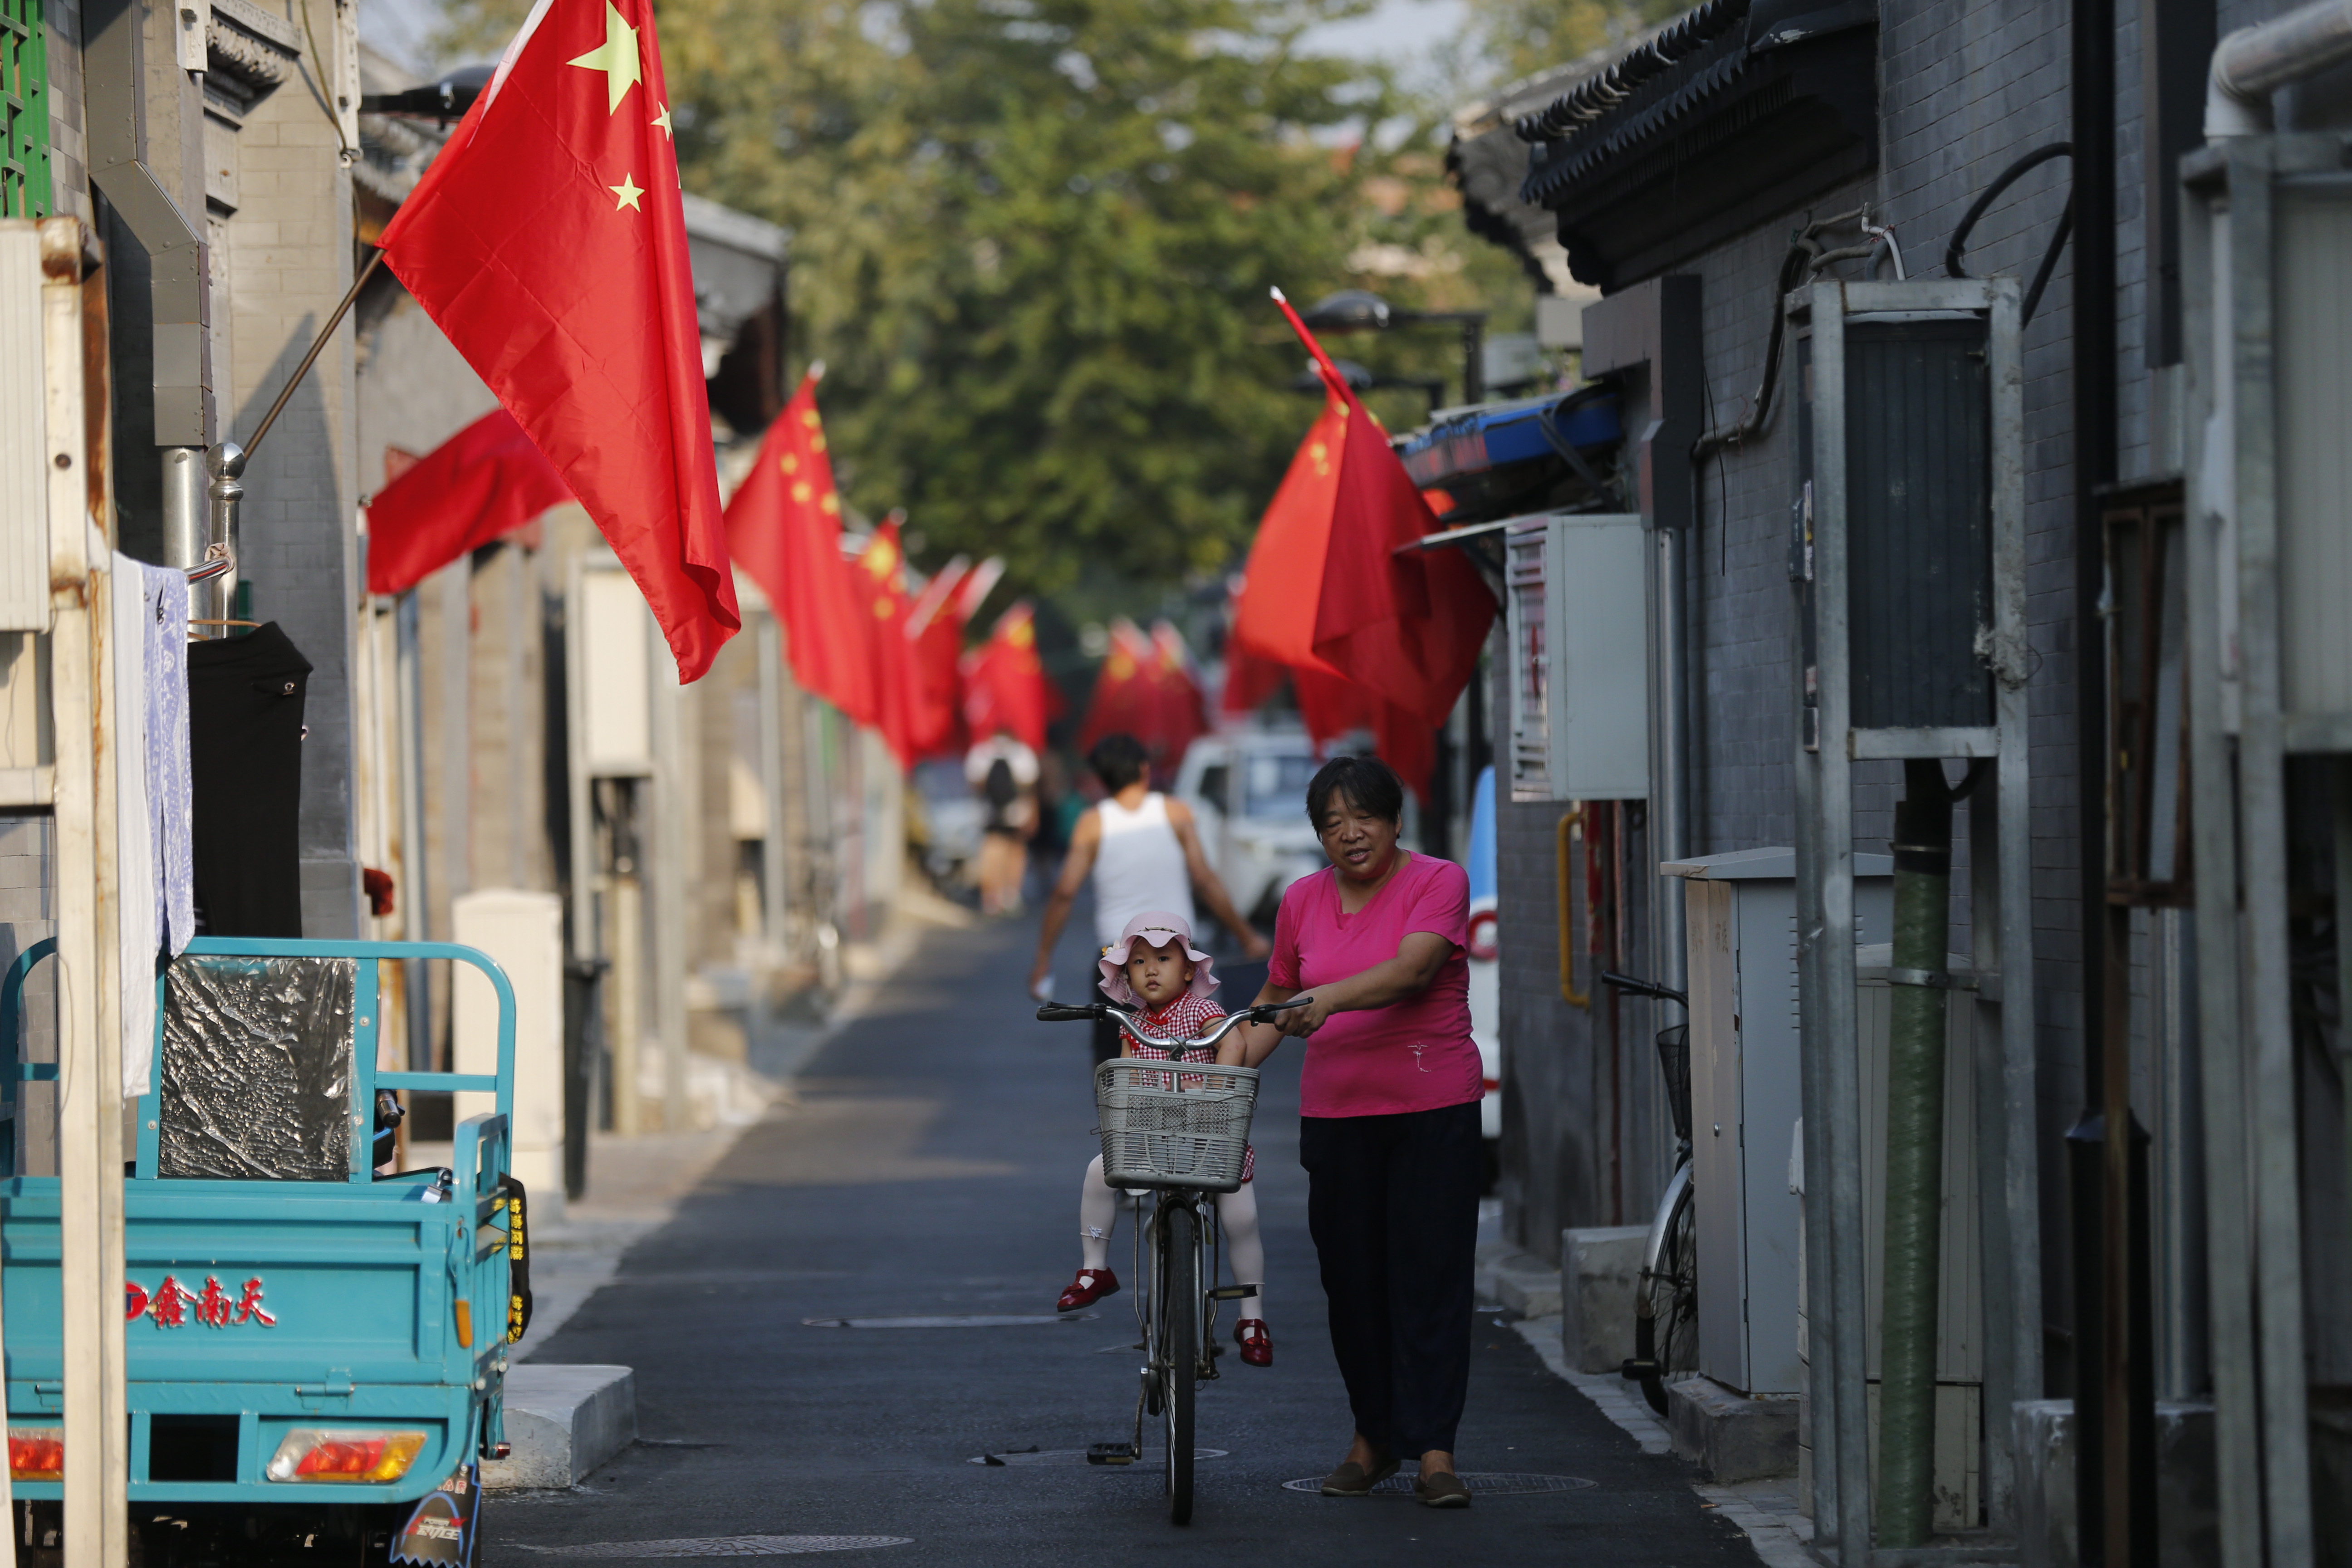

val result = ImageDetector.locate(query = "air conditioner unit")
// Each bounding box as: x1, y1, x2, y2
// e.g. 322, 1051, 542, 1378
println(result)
1504, 512, 1647, 803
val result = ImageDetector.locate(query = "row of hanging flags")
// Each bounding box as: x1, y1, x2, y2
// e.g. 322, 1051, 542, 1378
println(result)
357, 0, 1493, 787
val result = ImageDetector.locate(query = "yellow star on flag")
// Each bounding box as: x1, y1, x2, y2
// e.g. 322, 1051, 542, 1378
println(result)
567, 0, 643, 114
610, 174, 645, 211
653, 102, 673, 137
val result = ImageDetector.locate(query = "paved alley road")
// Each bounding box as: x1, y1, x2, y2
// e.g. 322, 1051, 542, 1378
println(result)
487, 916, 1759, 1565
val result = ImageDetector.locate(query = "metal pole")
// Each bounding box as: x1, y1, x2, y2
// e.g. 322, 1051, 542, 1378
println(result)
159, 445, 206, 567
1804, 279, 1873, 1560
758, 613, 790, 961
396, 589, 433, 1072
2178, 157, 2265, 1568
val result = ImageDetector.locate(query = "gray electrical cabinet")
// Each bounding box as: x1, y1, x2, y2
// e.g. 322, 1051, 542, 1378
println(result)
1667, 847, 1891, 1397
1504, 511, 1647, 803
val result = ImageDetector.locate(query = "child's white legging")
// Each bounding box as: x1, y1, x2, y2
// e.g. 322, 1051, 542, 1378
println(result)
1079, 1155, 1264, 1320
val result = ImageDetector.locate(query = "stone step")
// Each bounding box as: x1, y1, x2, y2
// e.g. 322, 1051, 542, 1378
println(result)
482, 1363, 636, 1490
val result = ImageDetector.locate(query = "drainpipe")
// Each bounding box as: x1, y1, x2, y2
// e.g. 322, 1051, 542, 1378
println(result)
84, 0, 213, 542
1878, 760, 1957, 1548
2205, 0, 2352, 136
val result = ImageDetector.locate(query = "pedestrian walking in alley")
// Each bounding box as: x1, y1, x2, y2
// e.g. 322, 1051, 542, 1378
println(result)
1029, 733, 1270, 1063
1056, 911, 1275, 1367
1232, 753, 1482, 1510
968, 729, 1039, 915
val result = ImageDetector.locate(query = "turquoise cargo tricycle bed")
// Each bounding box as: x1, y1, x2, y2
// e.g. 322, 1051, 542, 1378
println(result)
0, 939, 529, 1567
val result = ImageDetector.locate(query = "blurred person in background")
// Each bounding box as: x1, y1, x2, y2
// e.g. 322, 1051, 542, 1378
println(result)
968, 729, 1039, 916
1030, 732, 1269, 1062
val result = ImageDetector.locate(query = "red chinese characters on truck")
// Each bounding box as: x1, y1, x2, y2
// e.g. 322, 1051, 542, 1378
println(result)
124, 1275, 276, 1328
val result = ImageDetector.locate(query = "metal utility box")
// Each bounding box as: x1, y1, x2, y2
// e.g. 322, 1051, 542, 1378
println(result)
1667, 847, 1891, 1397
1504, 511, 1647, 802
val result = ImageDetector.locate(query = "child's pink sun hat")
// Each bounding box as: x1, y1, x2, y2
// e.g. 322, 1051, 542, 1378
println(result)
1097, 911, 1220, 1005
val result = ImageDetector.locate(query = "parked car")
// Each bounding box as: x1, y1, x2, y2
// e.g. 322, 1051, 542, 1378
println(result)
1172, 730, 1327, 931
1466, 767, 1502, 1177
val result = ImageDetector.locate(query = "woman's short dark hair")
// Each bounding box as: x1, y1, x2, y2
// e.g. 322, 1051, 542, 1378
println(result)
1088, 733, 1149, 792
1306, 754, 1405, 830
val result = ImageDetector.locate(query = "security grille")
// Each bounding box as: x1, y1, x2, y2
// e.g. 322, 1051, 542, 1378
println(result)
0, 0, 45, 219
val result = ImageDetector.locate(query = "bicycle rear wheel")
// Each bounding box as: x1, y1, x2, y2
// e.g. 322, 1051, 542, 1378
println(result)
1158, 1201, 1198, 1525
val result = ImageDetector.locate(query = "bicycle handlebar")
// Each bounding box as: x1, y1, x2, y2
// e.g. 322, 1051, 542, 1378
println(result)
1033, 997, 1310, 1053
1601, 970, 1688, 1006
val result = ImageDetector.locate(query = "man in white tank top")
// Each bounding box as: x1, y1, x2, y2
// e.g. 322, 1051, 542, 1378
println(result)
1031, 734, 1269, 1061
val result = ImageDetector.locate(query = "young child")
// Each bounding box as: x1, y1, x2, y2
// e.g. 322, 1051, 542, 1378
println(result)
1055, 911, 1271, 1368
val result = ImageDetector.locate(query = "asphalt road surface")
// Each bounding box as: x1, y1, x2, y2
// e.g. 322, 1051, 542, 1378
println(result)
488, 914, 1758, 1565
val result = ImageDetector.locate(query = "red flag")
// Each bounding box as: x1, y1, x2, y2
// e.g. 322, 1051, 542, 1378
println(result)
375, 0, 738, 681
725, 370, 876, 725
906, 563, 967, 760
1079, 620, 1162, 753
1150, 622, 1210, 759
963, 603, 1050, 754
1264, 289, 1495, 727
1291, 665, 1435, 802
851, 520, 921, 768
1231, 387, 1348, 677
365, 409, 570, 595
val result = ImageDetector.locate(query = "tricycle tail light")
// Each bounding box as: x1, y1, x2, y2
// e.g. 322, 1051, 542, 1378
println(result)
7, 1428, 62, 1481
265, 1428, 427, 1483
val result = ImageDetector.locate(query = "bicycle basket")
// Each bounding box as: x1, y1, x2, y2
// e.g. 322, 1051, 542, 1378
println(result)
1656, 1024, 1692, 1146
1093, 1058, 1259, 1193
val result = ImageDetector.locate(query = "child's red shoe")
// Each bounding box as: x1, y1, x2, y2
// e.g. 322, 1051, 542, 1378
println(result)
1058, 1267, 1120, 1313
1235, 1318, 1272, 1367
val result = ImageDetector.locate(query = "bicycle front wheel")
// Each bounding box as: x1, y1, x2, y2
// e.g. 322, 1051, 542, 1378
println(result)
1158, 1200, 1198, 1526
1635, 1172, 1698, 1417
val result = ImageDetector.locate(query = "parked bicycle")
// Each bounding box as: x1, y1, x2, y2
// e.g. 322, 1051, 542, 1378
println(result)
1034, 995, 1307, 1524
1601, 970, 1697, 1417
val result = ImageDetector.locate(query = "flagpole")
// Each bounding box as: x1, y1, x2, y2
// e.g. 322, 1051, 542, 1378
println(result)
1270, 287, 1353, 401
245, 247, 387, 458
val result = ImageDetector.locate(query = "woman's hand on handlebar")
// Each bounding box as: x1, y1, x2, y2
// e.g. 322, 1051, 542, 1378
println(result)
1270, 992, 1332, 1039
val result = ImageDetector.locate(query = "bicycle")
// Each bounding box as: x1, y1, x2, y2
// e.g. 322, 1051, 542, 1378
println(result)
1600, 970, 1697, 1417
1034, 995, 1307, 1525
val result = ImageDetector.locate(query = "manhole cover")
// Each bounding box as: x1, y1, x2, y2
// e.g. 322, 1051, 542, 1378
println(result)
1281, 1472, 1596, 1497
803, 1314, 1094, 1328
968, 1448, 1227, 1466
514, 1537, 911, 1558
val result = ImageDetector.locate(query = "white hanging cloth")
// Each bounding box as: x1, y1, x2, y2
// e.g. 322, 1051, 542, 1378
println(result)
108, 554, 194, 1099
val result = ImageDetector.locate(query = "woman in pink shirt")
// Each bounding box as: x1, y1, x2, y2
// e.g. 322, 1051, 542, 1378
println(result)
1234, 754, 1480, 1510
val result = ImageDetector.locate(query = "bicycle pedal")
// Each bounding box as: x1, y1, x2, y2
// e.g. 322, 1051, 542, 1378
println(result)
1087, 1443, 1138, 1466
1620, 1357, 1658, 1381
1209, 1285, 1257, 1301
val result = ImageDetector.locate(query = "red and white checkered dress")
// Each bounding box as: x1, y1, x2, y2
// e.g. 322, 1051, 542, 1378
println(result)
1119, 990, 1255, 1183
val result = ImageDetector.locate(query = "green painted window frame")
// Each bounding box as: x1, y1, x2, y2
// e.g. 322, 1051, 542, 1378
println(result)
0, 0, 47, 218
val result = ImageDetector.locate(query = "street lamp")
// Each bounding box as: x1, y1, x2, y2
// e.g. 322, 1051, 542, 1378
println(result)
1289, 357, 1446, 417
1300, 290, 1489, 407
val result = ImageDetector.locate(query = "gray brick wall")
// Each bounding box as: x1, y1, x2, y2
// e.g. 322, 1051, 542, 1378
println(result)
223, 0, 364, 938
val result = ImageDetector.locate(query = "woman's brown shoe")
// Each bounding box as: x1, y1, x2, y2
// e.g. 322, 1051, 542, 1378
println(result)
1414, 1470, 1472, 1508
1319, 1456, 1401, 1496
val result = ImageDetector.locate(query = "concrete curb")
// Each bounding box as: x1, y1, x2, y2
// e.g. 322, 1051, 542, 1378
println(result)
483, 1364, 636, 1490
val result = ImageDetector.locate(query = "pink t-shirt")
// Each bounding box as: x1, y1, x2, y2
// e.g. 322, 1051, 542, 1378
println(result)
1269, 853, 1480, 1119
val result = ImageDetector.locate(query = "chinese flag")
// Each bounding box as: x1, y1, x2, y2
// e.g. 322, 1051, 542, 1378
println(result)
374, 0, 739, 681
365, 408, 570, 596
1238, 290, 1494, 728
1079, 619, 1160, 752
726, 372, 876, 726
1231, 387, 1348, 677
905, 561, 967, 760
1150, 622, 1209, 758
963, 603, 1049, 754
1292, 664, 1435, 803
852, 520, 921, 768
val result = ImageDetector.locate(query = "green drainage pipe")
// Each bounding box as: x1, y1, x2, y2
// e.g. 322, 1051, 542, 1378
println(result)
1878, 759, 1955, 1548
